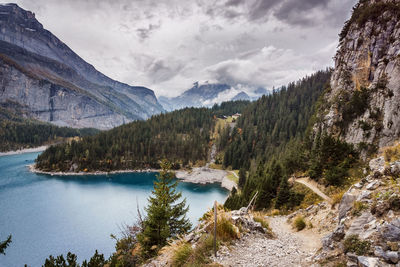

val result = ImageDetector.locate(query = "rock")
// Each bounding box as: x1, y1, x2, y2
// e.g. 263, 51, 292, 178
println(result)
389, 161, 400, 176
369, 157, 385, 174
386, 251, 399, 264
357, 256, 382, 267
366, 181, 380, 190
354, 182, 363, 189
339, 188, 358, 221
379, 218, 400, 242
332, 224, 346, 241
387, 210, 395, 218
346, 212, 375, 239
322, 224, 345, 250
374, 246, 388, 261
357, 191, 372, 201
0, 4, 164, 129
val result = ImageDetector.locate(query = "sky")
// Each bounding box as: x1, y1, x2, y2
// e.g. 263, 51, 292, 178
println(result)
3, 0, 357, 97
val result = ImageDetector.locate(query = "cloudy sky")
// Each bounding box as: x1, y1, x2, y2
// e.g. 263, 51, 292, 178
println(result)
3, 0, 357, 97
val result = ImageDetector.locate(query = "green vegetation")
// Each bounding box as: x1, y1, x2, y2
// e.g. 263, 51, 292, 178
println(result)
43, 251, 106, 267
0, 235, 11, 255
309, 134, 358, 186
0, 106, 99, 152
172, 242, 193, 267
339, 0, 400, 42
137, 161, 191, 258
293, 216, 306, 231
337, 87, 370, 130
352, 201, 368, 216
223, 70, 334, 211
343, 235, 371, 255
35, 101, 250, 172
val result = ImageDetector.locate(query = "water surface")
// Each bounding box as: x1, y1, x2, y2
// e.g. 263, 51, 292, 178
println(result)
0, 152, 228, 266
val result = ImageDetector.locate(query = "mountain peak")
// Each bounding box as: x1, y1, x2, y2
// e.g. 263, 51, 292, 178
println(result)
0, 4, 164, 129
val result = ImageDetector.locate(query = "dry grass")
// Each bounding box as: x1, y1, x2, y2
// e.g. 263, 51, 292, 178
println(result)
331, 190, 345, 208
293, 216, 306, 231
384, 142, 400, 163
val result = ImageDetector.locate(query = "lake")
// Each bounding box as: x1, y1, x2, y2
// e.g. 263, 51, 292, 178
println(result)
0, 152, 228, 267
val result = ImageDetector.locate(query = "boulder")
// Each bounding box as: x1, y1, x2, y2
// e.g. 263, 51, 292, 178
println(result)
339, 188, 358, 221
366, 181, 380, 190
357, 256, 382, 267
379, 218, 400, 242
385, 251, 399, 264
346, 212, 376, 239
369, 157, 385, 174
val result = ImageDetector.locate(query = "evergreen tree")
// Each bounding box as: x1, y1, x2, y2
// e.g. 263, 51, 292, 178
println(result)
275, 176, 290, 209
0, 235, 11, 255
138, 161, 191, 257
238, 168, 246, 188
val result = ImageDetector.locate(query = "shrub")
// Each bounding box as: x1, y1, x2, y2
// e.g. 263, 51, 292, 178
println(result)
185, 234, 219, 265
384, 142, 400, 163
216, 215, 239, 242
352, 201, 368, 216
293, 216, 306, 231
343, 235, 371, 255
172, 243, 193, 267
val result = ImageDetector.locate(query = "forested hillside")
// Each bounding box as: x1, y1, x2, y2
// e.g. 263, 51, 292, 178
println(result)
35, 101, 250, 172
0, 106, 99, 152
221, 69, 358, 210
222, 69, 332, 170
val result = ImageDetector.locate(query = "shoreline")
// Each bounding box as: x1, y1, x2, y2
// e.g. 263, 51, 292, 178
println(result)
0, 145, 48, 157
28, 165, 236, 191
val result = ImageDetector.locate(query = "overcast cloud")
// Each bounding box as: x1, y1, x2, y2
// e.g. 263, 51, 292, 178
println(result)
2, 0, 357, 97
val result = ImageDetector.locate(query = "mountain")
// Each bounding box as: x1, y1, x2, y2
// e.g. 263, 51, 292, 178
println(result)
314, 0, 400, 150
231, 91, 250, 101
0, 4, 164, 129
160, 82, 231, 111
160, 82, 267, 111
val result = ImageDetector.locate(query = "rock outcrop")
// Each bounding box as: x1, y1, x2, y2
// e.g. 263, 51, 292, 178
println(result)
0, 4, 164, 129
315, 0, 400, 149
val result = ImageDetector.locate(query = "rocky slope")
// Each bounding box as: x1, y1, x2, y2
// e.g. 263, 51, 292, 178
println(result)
313, 143, 400, 266
0, 3, 164, 129
315, 0, 400, 149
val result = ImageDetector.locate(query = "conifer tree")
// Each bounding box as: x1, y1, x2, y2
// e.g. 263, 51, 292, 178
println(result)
0, 235, 11, 255
275, 176, 290, 209
238, 168, 246, 188
138, 161, 191, 257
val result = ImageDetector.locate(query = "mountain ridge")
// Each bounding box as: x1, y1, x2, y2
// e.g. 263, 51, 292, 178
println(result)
0, 3, 164, 129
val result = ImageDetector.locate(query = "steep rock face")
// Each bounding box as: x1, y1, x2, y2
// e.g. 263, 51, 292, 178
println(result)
316, 0, 400, 148
0, 3, 164, 129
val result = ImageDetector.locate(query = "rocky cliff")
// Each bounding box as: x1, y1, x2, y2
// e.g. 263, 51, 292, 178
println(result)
0, 3, 164, 129
315, 0, 400, 149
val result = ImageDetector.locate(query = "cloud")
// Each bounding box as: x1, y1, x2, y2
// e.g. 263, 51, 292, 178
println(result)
2, 0, 357, 98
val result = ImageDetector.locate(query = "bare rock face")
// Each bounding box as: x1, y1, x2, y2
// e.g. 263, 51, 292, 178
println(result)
314, 0, 400, 149
0, 4, 164, 129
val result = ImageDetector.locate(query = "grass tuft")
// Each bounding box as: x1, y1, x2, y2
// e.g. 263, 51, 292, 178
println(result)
293, 216, 306, 231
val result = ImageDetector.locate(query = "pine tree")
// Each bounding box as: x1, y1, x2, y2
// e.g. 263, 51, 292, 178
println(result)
138, 161, 191, 257
0, 235, 11, 255
275, 176, 290, 209
238, 168, 246, 188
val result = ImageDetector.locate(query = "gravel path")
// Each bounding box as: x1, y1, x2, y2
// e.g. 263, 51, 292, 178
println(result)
213, 216, 320, 267
294, 178, 331, 203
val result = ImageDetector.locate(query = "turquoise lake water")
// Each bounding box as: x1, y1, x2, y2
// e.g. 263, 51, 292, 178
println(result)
0, 152, 228, 267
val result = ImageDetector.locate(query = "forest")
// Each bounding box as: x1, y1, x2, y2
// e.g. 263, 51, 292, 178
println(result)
35, 101, 250, 172
0, 107, 99, 152
222, 69, 359, 210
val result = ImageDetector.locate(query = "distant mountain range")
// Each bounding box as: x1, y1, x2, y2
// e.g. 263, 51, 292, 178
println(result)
158, 82, 268, 111
0, 4, 164, 129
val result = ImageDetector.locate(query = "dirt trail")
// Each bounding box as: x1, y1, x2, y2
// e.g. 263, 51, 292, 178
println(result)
294, 177, 332, 203
214, 216, 321, 267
